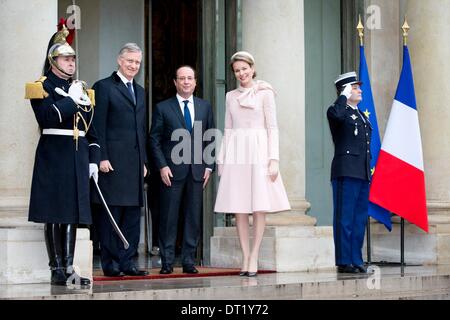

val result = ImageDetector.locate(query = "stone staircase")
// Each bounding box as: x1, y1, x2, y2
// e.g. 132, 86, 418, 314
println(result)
2, 266, 450, 300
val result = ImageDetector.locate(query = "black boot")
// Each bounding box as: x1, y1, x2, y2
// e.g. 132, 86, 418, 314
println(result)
44, 224, 67, 286
62, 224, 91, 286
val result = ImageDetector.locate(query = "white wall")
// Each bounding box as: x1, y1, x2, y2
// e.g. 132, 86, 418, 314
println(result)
0, 0, 57, 213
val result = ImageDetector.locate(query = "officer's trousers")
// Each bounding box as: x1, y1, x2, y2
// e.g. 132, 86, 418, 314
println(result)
332, 177, 369, 267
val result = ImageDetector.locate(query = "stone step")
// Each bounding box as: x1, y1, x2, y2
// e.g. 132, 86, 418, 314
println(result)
0, 227, 92, 284
378, 289, 450, 300
210, 226, 335, 272
3, 267, 450, 300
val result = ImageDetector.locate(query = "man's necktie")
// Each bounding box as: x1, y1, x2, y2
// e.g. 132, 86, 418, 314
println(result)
183, 100, 192, 133
126, 82, 136, 105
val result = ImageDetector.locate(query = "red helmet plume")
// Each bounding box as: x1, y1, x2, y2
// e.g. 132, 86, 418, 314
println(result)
57, 18, 75, 45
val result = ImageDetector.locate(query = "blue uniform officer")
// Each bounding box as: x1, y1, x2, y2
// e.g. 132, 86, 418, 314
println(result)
327, 72, 372, 274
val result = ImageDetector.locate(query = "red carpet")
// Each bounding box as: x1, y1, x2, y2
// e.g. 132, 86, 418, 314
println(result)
93, 267, 276, 282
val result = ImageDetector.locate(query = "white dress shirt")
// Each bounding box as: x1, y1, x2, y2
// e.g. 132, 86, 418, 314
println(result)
117, 70, 135, 96
175, 94, 211, 173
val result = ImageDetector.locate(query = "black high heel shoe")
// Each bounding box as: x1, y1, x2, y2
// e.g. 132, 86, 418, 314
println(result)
239, 271, 248, 276
247, 271, 257, 277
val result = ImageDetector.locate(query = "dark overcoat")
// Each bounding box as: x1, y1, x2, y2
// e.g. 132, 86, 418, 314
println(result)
91, 72, 147, 206
28, 71, 100, 224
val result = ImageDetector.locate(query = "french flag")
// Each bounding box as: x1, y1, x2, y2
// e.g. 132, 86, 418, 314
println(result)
369, 45, 428, 233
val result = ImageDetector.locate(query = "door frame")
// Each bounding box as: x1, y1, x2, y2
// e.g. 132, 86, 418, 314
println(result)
201, 0, 240, 265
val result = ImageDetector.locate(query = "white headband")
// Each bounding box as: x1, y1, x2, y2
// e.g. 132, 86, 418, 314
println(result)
230, 51, 255, 65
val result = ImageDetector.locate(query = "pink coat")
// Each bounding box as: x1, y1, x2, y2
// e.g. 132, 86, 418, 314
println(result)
214, 80, 291, 214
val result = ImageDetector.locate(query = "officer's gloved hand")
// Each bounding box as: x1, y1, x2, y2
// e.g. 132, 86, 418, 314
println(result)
340, 83, 353, 99
89, 163, 99, 183
68, 81, 91, 106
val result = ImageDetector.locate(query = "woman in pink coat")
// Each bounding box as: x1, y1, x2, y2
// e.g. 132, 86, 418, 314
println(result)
214, 51, 290, 277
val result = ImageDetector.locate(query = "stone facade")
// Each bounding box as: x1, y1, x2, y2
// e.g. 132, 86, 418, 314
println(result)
1, 0, 450, 283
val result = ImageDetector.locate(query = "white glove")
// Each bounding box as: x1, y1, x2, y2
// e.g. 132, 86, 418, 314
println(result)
55, 81, 91, 106
340, 83, 353, 99
89, 163, 99, 183
68, 81, 91, 106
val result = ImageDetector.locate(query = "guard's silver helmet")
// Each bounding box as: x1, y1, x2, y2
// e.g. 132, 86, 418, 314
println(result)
47, 24, 76, 76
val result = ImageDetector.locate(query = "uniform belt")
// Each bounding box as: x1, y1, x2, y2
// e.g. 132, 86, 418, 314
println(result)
42, 129, 86, 137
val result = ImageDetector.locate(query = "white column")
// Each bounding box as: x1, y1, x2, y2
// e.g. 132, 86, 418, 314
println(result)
241, 0, 315, 225
0, 0, 57, 224
364, 0, 401, 137
405, 0, 450, 224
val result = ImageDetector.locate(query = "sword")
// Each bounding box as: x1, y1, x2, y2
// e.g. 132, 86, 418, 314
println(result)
91, 178, 130, 250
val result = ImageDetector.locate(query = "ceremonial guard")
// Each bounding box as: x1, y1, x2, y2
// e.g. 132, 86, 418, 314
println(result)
327, 72, 372, 274
25, 25, 100, 286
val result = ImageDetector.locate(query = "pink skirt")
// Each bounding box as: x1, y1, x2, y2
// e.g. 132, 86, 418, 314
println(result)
214, 162, 291, 214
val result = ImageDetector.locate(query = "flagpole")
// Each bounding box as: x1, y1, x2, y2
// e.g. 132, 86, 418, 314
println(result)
401, 218, 405, 266
399, 17, 410, 268
356, 15, 372, 265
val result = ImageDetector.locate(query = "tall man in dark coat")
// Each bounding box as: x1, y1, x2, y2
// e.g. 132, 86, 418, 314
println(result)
92, 43, 148, 277
327, 72, 372, 274
150, 66, 215, 274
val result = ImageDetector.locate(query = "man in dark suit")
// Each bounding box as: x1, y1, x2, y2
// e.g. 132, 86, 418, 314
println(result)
150, 65, 215, 274
327, 72, 372, 274
92, 43, 148, 277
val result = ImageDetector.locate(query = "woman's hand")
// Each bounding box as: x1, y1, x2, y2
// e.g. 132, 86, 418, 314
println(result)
268, 159, 279, 182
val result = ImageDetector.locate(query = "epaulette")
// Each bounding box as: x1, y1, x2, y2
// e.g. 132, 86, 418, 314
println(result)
25, 76, 49, 99
86, 89, 95, 107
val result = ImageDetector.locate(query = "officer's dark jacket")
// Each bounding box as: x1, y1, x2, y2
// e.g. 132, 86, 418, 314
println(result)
91, 72, 148, 207
149, 96, 215, 182
28, 71, 100, 225
327, 95, 372, 181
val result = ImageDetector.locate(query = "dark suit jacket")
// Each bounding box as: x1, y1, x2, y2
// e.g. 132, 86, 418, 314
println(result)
149, 96, 215, 182
91, 72, 147, 206
327, 95, 372, 181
